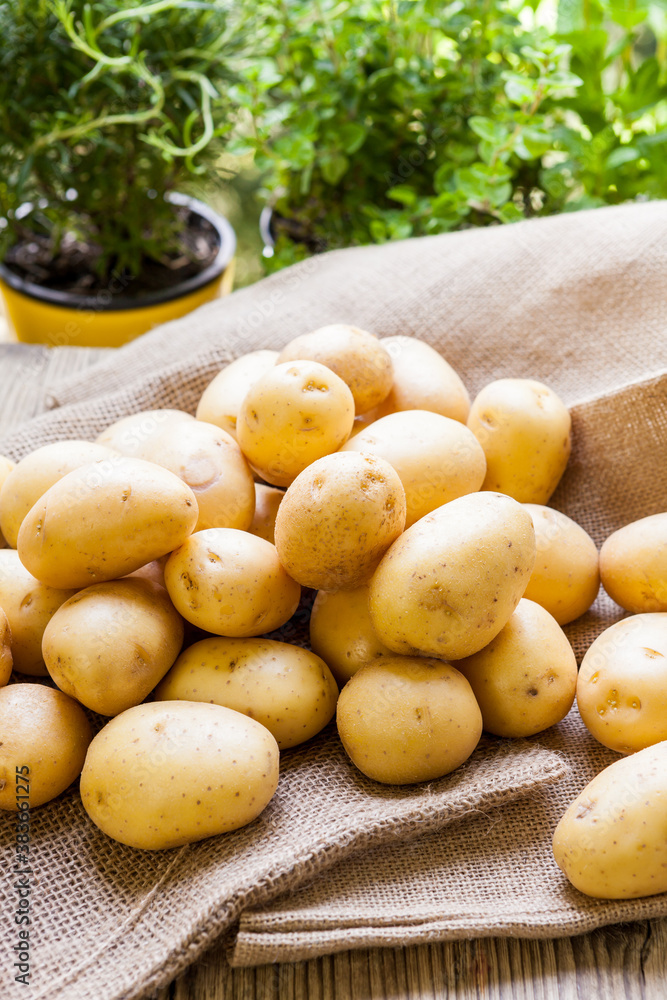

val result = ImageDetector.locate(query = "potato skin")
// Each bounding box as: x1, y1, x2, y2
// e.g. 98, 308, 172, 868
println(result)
196, 350, 279, 439
376, 336, 470, 424
277, 324, 393, 415
0, 684, 92, 810
341, 409, 486, 527
0, 607, 11, 687
599, 513, 667, 613
249, 483, 284, 545
522, 504, 599, 624
96, 409, 192, 456
165, 528, 300, 636
17, 456, 199, 589
336, 657, 482, 784
0, 549, 77, 676
467, 379, 571, 503
309, 585, 395, 687
0, 454, 16, 548
274, 452, 406, 592
155, 636, 338, 749
552, 741, 667, 898
43, 578, 184, 716
576, 613, 667, 754
0, 440, 117, 548
454, 599, 577, 738
80, 701, 279, 849
369, 491, 536, 660
236, 360, 355, 487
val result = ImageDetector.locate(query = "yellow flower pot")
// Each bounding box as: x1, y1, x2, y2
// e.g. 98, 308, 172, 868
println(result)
0, 194, 235, 349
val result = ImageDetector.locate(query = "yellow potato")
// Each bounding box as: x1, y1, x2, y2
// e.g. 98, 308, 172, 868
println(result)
236, 360, 355, 487
369, 491, 536, 660
341, 409, 486, 527
164, 528, 300, 636
249, 483, 284, 545
43, 578, 184, 716
309, 585, 395, 687
375, 336, 470, 423
136, 417, 255, 532
274, 452, 406, 591
336, 657, 482, 784
522, 504, 600, 624
124, 556, 168, 588
0, 607, 12, 687
599, 513, 667, 613
0, 549, 77, 676
80, 701, 279, 849
467, 379, 571, 503
277, 324, 393, 415
17, 456, 198, 589
454, 599, 577, 737
576, 613, 667, 754
96, 408, 193, 456
196, 350, 279, 439
156, 636, 338, 749
0, 440, 117, 548
0, 684, 92, 810
552, 741, 667, 898
0, 454, 15, 548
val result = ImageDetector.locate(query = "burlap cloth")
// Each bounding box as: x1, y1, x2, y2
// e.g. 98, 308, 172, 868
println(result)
1, 201, 667, 998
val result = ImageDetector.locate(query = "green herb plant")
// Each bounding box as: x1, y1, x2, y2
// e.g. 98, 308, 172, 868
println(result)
0, 0, 242, 286
236, 0, 667, 271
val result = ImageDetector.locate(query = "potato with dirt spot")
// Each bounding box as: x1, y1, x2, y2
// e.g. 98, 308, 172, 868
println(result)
277, 324, 393, 415
196, 350, 279, 439
576, 613, 667, 754
336, 656, 482, 785
552, 740, 667, 898
309, 585, 396, 687
374, 336, 470, 424
80, 701, 279, 849
236, 360, 355, 487
156, 636, 338, 749
43, 578, 184, 716
17, 456, 199, 589
165, 528, 300, 636
454, 599, 577, 738
0, 684, 92, 810
467, 379, 571, 503
0, 607, 11, 687
0, 549, 77, 676
599, 512, 667, 613
0, 440, 117, 548
369, 491, 536, 660
274, 451, 406, 592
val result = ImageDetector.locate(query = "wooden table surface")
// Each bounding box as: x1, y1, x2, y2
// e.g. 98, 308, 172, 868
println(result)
1, 342, 665, 1000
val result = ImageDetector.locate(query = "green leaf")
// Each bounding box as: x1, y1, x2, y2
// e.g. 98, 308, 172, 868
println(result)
387, 185, 417, 207
273, 134, 315, 168
468, 116, 507, 144
320, 152, 349, 184
339, 122, 367, 154
605, 147, 640, 170
503, 73, 540, 105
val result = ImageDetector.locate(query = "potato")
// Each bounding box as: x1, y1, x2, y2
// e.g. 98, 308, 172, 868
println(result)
236, 360, 355, 487
249, 483, 284, 545
17, 456, 198, 589
309, 585, 395, 687
43, 578, 184, 716
576, 613, 667, 754
454, 599, 577, 737
522, 505, 599, 624
0, 440, 117, 548
80, 701, 279, 849
552, 740, 667, 899
0, 607, 12, 687
96, 408, 193, 456
277, 324, 393, 415
0, 684, 92, 810
599, 513, 667, 613
369, 491, 536, 660
125, 556, 167, 588
164, 528, 300, 636
467, 379, 571, 503
0, 549, 77, 676
196, 350, 279, 439
274, 452, 406, 592
0, 454, 15, 548
341, 409, 486, 527
136, 417, 255, 533
375, 336, 470, 424
336, 657, 482, 784
156, 636, 338, 749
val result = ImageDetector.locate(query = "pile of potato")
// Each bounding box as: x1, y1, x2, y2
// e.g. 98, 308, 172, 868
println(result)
0, 324, 666, 901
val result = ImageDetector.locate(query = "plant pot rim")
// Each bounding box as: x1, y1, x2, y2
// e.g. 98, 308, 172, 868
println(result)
0, 192, 236, 313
